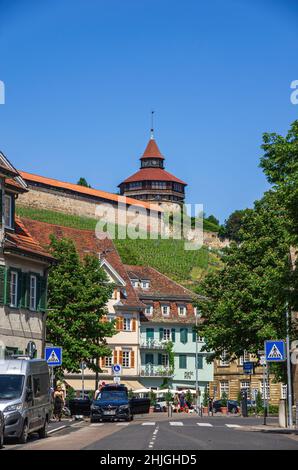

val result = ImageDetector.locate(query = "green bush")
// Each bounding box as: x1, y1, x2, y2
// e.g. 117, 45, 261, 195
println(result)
202, 388, 209, 407
221, 391, 228, 407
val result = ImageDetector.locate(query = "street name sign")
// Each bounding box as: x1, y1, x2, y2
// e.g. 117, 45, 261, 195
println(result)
45, 347, 62, 366
243, 361, 254, 374
265, 340, 286, 362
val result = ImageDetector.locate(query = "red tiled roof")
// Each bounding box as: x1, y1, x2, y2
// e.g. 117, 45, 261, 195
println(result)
20, 218, 144, 309
119, 168, 187, 185
19, 171, 163, 213
4, 217, 55, 262
141, 139, 164, 160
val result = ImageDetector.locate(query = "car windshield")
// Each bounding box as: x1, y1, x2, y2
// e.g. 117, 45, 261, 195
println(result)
0, 375, 24, 400
99, 390, 127, 401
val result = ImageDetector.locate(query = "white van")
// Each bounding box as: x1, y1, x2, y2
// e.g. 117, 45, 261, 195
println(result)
0, 358, 52, 443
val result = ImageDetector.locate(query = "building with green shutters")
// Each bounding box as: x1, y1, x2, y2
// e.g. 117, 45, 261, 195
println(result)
125, 265, 214, 398
0, 151, 54, 359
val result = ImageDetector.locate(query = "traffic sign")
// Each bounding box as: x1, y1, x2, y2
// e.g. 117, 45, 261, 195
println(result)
265, 340, 286, 362
113, 376, 121, 384
112, 364, 122, 376
243, 361, 254, 374
260, 355, 266, 366
45, 347, 62, 366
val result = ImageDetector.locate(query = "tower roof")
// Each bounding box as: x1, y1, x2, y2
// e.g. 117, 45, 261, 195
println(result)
140, 138, 164, 160
119, 167, 187, 186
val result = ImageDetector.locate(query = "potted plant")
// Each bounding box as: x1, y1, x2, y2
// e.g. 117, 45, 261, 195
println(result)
149, 390, 156, 413
221, 391, 228, 414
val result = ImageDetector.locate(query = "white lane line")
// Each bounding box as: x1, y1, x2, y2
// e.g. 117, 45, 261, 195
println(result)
225, 424, 241, 428
169, 421, 183, 426
197, 423, 213, 427
90, 423, 104, 427
48, 425, 67, 434
142, 422, 156, 426
116, 422, 130, 426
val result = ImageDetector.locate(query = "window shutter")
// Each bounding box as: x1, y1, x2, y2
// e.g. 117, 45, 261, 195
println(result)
158, 353, 162, 365
20, 273, 28, 308
0, 266, 5, 305
100, 357, 104, 368
5, 267, 11, 306
17, 269, 22, 308
119, 350, 123, 366
39, 276, 47, 312
116, 317, 121, 331
192, 329, 197, 342
130, 350, 135, 368
113, 350, 118, 364
171, 328, 176, 342
159, 328, 163, 341
132, 319, 136, 331
180, 328, 188, 344
179, 355, 187, 369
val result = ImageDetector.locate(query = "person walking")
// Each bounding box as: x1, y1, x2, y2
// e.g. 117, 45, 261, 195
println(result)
53, 385, 65, 422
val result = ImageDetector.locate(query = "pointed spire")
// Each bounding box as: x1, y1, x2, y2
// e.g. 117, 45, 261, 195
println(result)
150, 110, 154, 140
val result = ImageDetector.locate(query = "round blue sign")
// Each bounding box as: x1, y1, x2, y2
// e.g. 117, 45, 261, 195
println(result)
113, 364, 121, 372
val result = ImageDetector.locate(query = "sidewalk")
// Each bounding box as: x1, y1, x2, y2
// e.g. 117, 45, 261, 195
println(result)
243, 423, 298, 434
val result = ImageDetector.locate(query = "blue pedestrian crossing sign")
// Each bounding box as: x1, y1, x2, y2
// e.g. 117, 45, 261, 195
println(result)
112, 364, 122, 376
265, 340, 286, 362
45, 347, 62, 366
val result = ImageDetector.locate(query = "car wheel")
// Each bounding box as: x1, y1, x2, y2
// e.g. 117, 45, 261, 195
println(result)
130, 414, 134, 421
38, 418, 48, 439
0, 429, 4, 449
18, 421, 29, 444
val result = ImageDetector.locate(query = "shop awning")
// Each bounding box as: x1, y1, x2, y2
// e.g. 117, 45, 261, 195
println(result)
64, 378, 144, 391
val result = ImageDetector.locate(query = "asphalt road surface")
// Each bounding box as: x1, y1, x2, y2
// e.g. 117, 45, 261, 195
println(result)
3, 415, 298, 451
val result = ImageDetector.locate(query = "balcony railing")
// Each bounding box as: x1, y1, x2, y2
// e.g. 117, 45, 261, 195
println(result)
140, 365, 174, 377
140, 340, 168, 350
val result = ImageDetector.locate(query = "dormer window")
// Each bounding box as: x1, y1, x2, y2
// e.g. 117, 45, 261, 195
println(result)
141, 280, 150, 289
161, 304, 170, 316
131, 279, 139, 288
178, 305, 186, 316
145, 304, 153, 316
4, 193, 14, 229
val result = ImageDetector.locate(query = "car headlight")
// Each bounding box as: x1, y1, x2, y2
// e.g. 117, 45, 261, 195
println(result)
91, 404, 100, 410
3, 403, 22, 413
119, 405, 129, 411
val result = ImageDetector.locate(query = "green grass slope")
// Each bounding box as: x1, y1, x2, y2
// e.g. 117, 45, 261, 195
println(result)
16, 206, 221, 289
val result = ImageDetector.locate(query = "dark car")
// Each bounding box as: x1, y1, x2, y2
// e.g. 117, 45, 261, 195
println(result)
213, 399, 239, 414
0, 410, 4, 448
153, 403, 167, 412
90, 384, 150, 423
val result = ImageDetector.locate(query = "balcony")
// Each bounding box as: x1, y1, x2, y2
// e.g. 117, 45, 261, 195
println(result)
140, 340, 168, 350
140, 365, 174, 377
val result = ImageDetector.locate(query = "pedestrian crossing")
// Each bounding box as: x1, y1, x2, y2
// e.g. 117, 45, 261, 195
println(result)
90, 421, 243, 429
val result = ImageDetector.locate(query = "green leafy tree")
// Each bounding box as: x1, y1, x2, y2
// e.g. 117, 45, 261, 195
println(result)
218, 209, 252, 242
205, 214, 219, 226
202, 388, 209, 407
185, 389, 193, 405
47, 236, 115, 380
77, 177, 91, 188
255, 391, 263, 414
221, 391, 228, 406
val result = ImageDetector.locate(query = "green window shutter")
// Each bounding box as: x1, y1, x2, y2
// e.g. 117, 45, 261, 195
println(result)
0, 265, 5, 304
180, 328, 188, 344
38, 276, 47, 312
179, 355, 187, 369
171, 328, 176, 342
192, 329, 197, 342
159, 328, 163, 341
5, 267, 11, 306
146, 328, 154, 339
158, 353, 162, 365
197, 355, 203, 369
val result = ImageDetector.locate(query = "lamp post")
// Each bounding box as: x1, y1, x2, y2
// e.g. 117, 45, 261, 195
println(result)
286, 302, 293, 427
195, 308, 199, 413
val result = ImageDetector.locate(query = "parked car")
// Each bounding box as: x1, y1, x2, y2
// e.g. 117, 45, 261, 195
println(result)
0, 410, 4, 448
213, 399, 240, 414
90, 384, 150, 422
153, 402, 167, 412
0, 358, 52, 443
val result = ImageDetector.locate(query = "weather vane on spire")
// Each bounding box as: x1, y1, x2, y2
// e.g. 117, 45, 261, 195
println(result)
150, 110, 155, 139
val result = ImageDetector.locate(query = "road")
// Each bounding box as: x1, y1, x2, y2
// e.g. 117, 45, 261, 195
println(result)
3, 414, 298, 451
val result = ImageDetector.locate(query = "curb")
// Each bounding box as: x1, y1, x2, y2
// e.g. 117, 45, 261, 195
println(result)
245, 426, 298, 435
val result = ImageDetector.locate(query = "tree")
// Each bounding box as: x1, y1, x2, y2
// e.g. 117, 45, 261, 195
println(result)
205, 214, 219, 226
47, 235, 115, 379
77, 177, 91, 188
218, 209, 252, 242
196, 191, 295, 372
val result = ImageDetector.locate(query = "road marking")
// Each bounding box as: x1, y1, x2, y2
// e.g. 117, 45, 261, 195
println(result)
142, 422, 156, 426
197, 423, 213, 427
48, 425, 67, 434
90, 423, 104, 427
225, 424, 241, 428
169, 421, 183, 426
116, 422, 130, 426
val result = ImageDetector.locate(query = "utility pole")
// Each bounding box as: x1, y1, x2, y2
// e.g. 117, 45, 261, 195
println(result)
286, 302, 293, 427
195, 309, 199, 413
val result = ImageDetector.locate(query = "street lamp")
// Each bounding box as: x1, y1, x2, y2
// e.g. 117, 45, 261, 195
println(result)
195, 308, 199, 413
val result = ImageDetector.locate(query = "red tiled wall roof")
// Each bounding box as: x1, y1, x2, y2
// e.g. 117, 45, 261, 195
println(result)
119, 168, 187, 185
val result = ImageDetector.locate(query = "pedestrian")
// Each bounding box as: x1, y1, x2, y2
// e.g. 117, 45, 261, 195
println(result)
94, 381, 106, 400
179, 392, 186, 411
53, 385, 65, 422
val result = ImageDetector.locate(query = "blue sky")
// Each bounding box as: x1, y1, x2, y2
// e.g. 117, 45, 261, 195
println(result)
0, 0, 297, 222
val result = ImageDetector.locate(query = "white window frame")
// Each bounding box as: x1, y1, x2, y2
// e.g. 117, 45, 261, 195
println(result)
145, 305, 153, 316
220, 381, 229, 397
141, 280, 150, 289
260, 380, 270, 400
281, 384, 287, 400
29, 274, 37, 311
161, 354, 169, 367
163, 328, 171, 341
239, 351, 250, 366
178, 305, 186, 316
220, 351, 229, 366
197, 336, 204, 342
10, 271, 18, 308
123, 318, 131, 331
4, 194, 13, 229
131, 279, 139, 288
240, 380, 250, 398
161, 305, 170, 316
122, 350, 130, 368
105, 356, 113, 367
